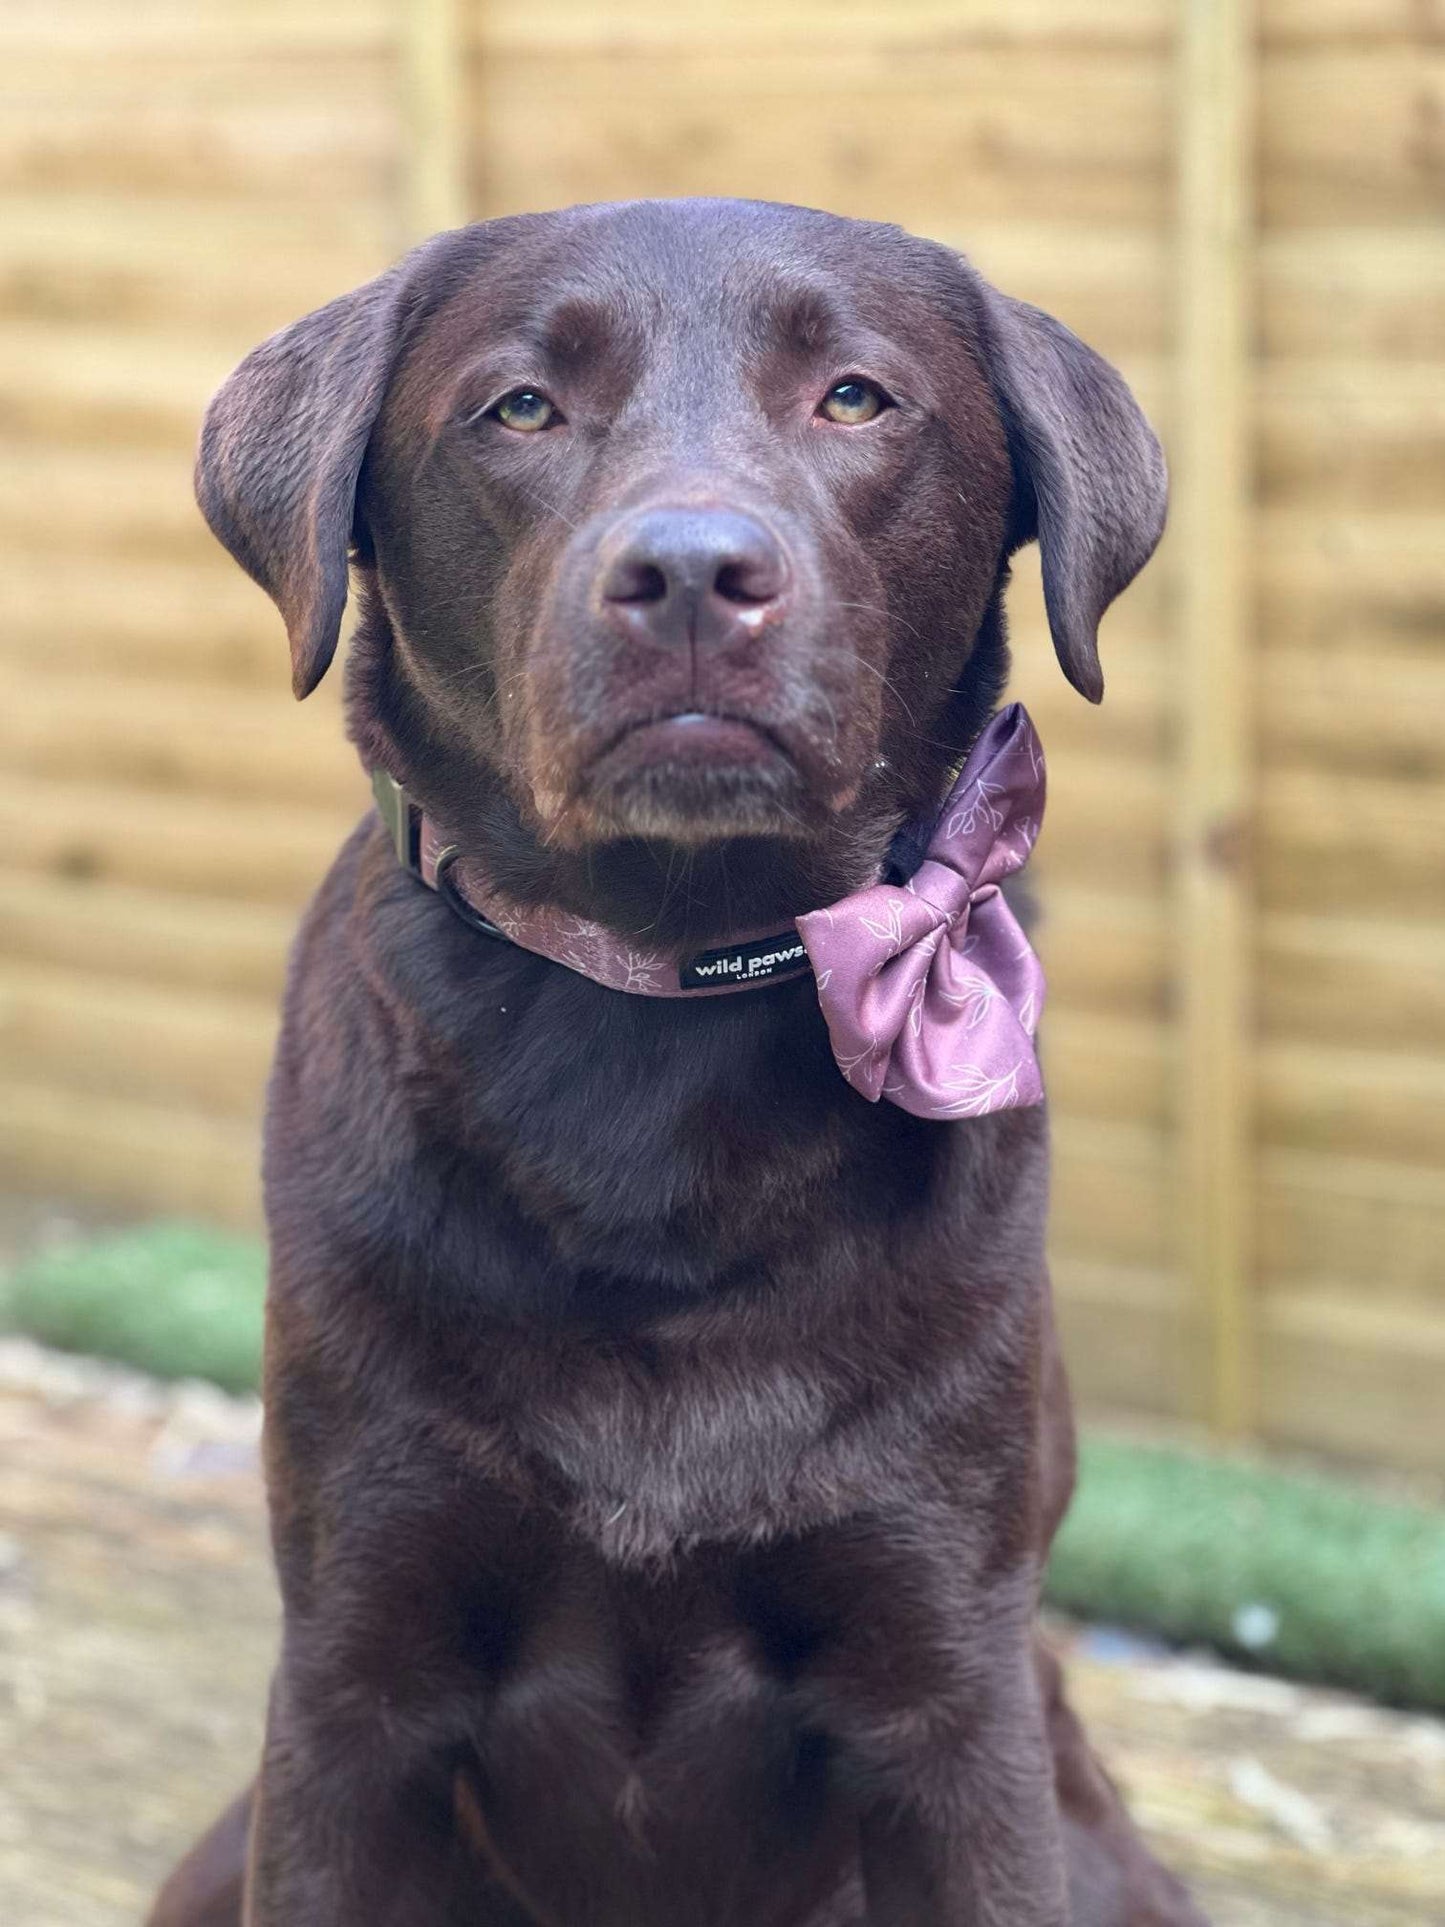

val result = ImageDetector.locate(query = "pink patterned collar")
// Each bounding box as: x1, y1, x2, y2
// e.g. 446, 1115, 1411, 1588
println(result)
373, 704, 1047, 1120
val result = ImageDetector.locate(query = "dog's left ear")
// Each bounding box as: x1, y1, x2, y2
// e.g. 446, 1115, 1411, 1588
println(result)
973, 283, 1168, 703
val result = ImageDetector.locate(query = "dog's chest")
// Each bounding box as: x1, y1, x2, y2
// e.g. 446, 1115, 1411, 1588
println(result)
479, 1300, 975, 1568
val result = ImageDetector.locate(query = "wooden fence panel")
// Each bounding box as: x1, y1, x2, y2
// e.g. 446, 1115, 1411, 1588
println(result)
0, 0, 396, 1229
1252, 0, 1445, 1466
1, 0, 1441, 1472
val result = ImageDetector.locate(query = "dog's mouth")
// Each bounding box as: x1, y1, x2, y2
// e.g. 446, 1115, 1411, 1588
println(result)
576, 709, 813, 843
597, 710, 791, 773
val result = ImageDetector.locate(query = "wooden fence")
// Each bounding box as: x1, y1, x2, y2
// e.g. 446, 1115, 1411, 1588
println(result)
2, 0, 1443, 1472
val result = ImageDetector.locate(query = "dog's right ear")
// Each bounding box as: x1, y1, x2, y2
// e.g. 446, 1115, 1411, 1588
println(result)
195, 263, 418, 698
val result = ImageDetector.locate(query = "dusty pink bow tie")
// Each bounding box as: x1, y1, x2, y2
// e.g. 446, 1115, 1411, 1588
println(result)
378, 704, 1046, 1121
797, 703, 1046, 1119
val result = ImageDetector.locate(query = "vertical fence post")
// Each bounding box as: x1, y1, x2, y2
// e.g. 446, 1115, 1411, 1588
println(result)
403, 0, 469, 241
1174, 0, 1257, 1437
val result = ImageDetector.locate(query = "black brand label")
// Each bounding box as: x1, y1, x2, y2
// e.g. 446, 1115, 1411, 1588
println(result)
678, 933, 811, 991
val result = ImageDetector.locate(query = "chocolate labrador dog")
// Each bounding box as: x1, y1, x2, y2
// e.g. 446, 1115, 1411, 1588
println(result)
149, 199, 1202, 1927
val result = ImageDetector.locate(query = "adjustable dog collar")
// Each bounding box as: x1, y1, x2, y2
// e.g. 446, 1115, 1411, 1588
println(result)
373, 705, 1049, 1120
372, 768, 813, 997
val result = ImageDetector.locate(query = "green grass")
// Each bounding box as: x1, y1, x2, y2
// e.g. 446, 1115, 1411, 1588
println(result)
4, 1222, 1444, 1710
0, 1222, 265, 1395
1046, 1434, 1445, 1711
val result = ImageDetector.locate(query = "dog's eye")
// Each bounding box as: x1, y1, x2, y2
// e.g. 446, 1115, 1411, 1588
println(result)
488, 388, 561, 433
817, 379, 890, 426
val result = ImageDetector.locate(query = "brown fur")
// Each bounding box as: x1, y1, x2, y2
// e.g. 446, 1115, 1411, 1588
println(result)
151, 201, 1199, 1926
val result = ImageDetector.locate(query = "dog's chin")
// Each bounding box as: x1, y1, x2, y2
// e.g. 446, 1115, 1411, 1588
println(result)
583, 758, 812, 847
551, 714, 826, 848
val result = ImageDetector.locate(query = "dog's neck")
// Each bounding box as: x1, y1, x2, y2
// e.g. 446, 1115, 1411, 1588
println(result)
361, 700, 1050, 1128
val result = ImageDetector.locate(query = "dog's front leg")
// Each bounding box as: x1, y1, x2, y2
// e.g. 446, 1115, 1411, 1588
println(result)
242, 1674, 516, 1927
243, 1712, 432, 1927
855, 1655, 1069, 1927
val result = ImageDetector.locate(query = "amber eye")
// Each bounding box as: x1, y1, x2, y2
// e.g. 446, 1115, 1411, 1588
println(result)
489, 388, 560, 433
818, 378, 890, 426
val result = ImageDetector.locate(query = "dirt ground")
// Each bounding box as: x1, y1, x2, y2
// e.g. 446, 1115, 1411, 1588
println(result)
2, 1337, 1443, 1927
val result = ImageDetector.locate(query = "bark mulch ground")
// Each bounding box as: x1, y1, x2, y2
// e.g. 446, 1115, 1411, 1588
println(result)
3, 1339, 1442, 1927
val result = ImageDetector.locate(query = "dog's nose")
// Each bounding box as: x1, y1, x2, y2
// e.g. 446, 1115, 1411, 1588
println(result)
599, 508, 788, 646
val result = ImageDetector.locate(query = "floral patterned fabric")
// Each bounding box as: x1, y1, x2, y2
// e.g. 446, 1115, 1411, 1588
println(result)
796, 704, 1046, 1119
411, 703, 1047, 1121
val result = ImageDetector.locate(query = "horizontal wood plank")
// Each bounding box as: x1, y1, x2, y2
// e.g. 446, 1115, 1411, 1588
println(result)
1259, 228, 1445, 360
1258, 512, 1445, 659
1030, 751, 1170, 895
0, 963, 275, 1119
0, 196, 391, 341
0, 675, 364, 810
2, 49, 395, 104
0, 324, 236, 450
1051, 1260, 1185, 1417
0, 778, 356, 907
1050, 1119, 1176, 1270
1259, 766, 1445, 918
1260, 1148, 1445, 1305
1053, 1020, 1445, 1168
1043, 893, 1445, 1049
1262, 48, 1445, 226
0, 1077, 260, 1227
1260, 913, 1445, 1049
474, 0, 1172, 52
0, 559, 288, 684
0, 0, 393, 55
1259, 363, 1445, 512
1259, 648, 1445, 778
470, 49, 1171, 228
1260, 1040, 1445, 1167
0, 875, 294, 999
1044, 1014, 1170, 1129
1262, 0, 1445, 43
0, 100, 397, 202
0, 445, 242, 562
1034, 890, 1169, 1018
1259, 1292, 1445, 1472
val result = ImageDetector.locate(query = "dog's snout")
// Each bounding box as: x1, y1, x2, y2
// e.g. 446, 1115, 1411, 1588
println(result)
599, 508, 789, 645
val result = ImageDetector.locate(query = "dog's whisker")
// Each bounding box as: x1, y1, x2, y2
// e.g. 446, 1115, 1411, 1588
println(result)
849, 654, 919, 727
516, 484, 581, 532
641, 838, 685, 939
827, 598, 926, 644
812, 684, 841, 759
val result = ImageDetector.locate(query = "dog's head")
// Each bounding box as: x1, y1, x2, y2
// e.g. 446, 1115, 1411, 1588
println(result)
198, 200, 1164, 930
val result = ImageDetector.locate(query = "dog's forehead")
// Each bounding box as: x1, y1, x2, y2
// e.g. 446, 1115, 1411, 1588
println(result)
428, 200, 962, 366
